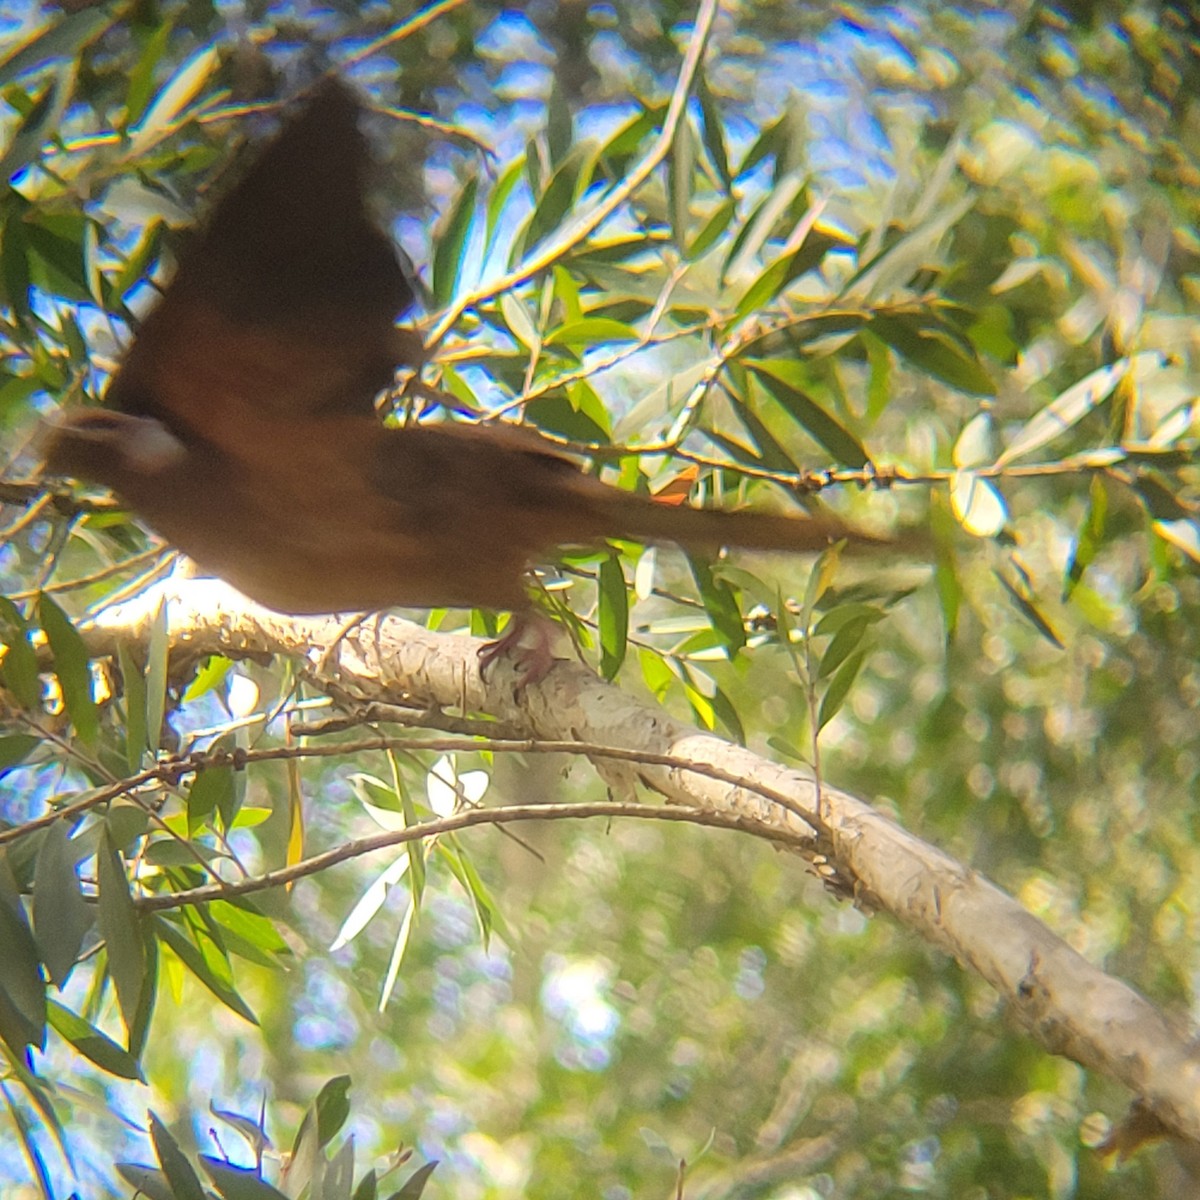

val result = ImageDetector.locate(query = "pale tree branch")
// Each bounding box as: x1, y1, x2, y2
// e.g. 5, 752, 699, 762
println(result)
77, 577, 1200, 1144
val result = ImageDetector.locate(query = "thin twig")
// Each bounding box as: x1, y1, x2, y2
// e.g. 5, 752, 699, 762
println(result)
133, 800, 811, 912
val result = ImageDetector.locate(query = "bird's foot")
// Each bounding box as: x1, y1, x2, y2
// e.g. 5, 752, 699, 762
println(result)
478, 612, 557, 688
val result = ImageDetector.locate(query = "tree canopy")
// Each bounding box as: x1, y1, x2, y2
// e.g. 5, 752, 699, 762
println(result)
0, 2, 1197, 1198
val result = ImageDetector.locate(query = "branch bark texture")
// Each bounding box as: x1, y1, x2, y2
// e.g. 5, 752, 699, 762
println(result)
84, 578, 1200, 1143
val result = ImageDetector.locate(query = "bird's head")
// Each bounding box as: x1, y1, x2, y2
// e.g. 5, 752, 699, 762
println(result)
39, 409, 188, 492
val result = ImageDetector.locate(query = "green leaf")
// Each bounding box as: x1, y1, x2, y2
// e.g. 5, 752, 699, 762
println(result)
97, 835, 145, 1036
668, 115, 696, 255
187, 736, 236, 835
597, 553, 629, 680
543, 317, 639, 350
38, 592, 98, 747
47, 999, 142, 1081
207, 899, 288, 956
315, 1075, 352, 1148
438, 841, 501, 948
869, 312, 994, 396
145, 600, 170, 753
127, 915, 158, 1061
1065, 475, 1108, 599
0, 734, 38, 773
115, 1164, 176, 1200
485, 156, 526, 247
817, 616, 873, 681
0, 61, 76, 182
710, 684, 746, 744
431, 175, 478, 307
695, 71, 732, 190
687, 555, 745, 653
124, 17, 177, 128
26, 211, 95, 303
734, 227, 848, 319
744, 361, 870, 468
817, 648, 867, 731
391, 1160, 439, 1200
150, 1111, 208, 1200
997, 353, 1164, 467
0, 597, 40, 709
0, 893, 46, 1054
201, 1157, 290, 1200
994, 570, 1064, 649
354, 1169, 379, 1200
0, 198, 33, 319
182, 653, 232, 702
0, 9, 111, 86
32, 818, 92, 988
118, 643, 148, 774
128, 43, 220, 156
687, 197, 735, 262
950, 470, 1007, 537
154, 915, 258, 1024
731, 400, 801, 473
523, 147, 586, 254
500, 291, 540, 351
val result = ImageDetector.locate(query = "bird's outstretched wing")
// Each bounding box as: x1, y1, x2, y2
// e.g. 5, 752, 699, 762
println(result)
106, 77, 414, 432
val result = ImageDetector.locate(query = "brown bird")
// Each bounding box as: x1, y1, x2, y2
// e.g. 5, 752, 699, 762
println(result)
43, 79, 886, 677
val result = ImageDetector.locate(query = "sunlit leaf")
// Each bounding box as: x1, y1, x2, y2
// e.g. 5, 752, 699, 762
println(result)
997, 353, 1165, 466
330, 854, 409, 952
153, 916, 257, 1024
950, 470, 1007, 537
128, 44, 220, 156
544, 317, 638, 349
431, 175, 478, 306
485, 156, 526, 247
145, 600, 170, 752
0, 9, 111, 87
500, 291, 540, 351
953, 411, 996, 468
0, 62, 75, 182
1154, 518, 1200, 564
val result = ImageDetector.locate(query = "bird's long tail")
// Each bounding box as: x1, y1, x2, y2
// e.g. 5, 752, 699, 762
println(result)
589, 486, 891, 555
